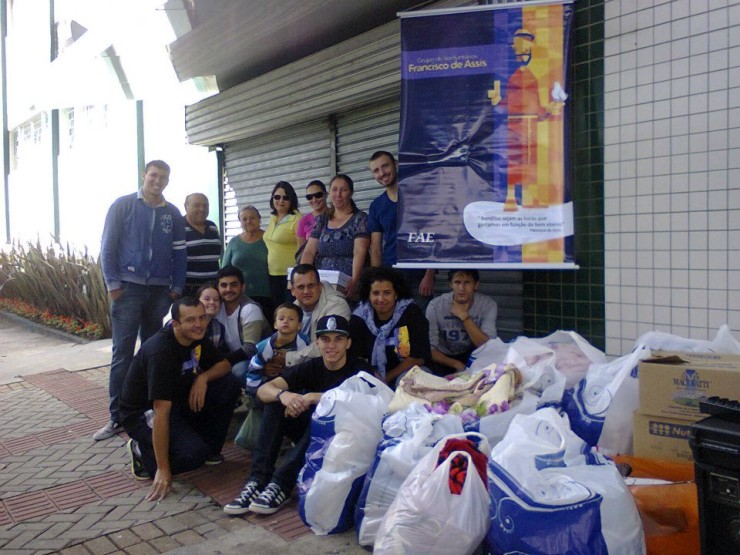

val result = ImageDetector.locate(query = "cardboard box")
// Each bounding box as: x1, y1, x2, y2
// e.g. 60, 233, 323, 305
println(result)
638, 352, 740, 422
633, 413, 694, 463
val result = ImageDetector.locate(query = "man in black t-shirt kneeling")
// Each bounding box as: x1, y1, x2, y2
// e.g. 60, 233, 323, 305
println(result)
224, 314, 371, 516
119, 297, 243, 502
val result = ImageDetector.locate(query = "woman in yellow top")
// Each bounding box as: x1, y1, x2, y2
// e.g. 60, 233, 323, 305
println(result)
264, 181, 301, 308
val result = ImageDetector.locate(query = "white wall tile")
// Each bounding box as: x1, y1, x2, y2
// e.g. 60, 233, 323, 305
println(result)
692, 73, 709, 95
690, 33, 709, 55
654, 2, 672, 26
604, 2, 739, 356
672, 0, 691, 20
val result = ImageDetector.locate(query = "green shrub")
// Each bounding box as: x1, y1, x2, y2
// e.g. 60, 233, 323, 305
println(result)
0, 240, 110, 338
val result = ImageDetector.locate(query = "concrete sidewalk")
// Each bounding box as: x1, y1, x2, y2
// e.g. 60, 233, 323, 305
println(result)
0, 314, 367, 554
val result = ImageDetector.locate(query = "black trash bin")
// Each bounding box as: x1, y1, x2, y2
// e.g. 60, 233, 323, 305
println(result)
690, 399, 740, 555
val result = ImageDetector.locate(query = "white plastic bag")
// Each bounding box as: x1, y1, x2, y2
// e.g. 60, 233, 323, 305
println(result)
561, 346, 650, 455
508, 331, 606, 390
355, 404, 464, 547
486, 409, 645, 555
467, 337, 509, 371
375, 432, 491, 555
298, 372, 393, 535
709, 325, 740, 354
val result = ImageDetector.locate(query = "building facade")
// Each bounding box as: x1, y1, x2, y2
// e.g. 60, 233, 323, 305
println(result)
1, 0, 737, 356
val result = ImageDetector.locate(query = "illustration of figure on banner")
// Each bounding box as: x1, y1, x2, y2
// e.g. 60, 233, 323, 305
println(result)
488, 28, 567, 213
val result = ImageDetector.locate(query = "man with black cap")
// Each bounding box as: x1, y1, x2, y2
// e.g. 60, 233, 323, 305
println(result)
224, 314, 371, 516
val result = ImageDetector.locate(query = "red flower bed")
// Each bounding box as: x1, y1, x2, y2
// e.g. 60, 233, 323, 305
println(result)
0, 297, 104, 340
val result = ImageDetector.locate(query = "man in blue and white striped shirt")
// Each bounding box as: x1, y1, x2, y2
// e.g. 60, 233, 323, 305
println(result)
183, 193, 223, 297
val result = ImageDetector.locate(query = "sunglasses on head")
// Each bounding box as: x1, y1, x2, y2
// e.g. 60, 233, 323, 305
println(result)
305, 192, 325, 201
273, 194, 289, 201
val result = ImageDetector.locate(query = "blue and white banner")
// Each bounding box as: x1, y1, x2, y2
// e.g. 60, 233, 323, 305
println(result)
397, 0, 576, 268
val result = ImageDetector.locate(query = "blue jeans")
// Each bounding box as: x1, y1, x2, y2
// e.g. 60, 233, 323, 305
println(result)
231, 360, 249, 381
249, 399, 313, 492
124, 372, 240, 476
109, 283, 172, 423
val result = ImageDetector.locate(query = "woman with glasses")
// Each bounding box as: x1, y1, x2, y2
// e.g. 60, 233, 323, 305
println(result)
221, 205, 273, 317
300, 174, 369, 299
264, 181, 301, 308
295, 180, 327, 262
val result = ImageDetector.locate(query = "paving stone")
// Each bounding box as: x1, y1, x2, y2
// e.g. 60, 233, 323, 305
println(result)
38, 521, 74, 539
59, 543, 92, 554
72, 504, 112, 515
171, 529, 207, 547
106, 529, 139, 549
0, 528, 24, 540
43, 512, 86, 523
153, 515, 189, 536
214, 516, 250, 532
0, 389, 85, 439
82, 535, 117, 555
148, 535, 181, 552
121, 542, 158, 555
102, 505, 138, 523
3, 530, 39, 549
71, 513, 112, 534
202, 527, 230, 540
58, 529, 102, 542
23, 536, 71, 551
192, 521, 220, 535
170, 509, 210, 528
130, 523, 164, 542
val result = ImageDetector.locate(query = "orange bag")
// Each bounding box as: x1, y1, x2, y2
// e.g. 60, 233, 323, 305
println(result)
613, 455, 699, 555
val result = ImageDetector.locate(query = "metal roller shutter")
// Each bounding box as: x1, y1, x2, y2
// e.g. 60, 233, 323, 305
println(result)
335, 99, 400, 211
223, 118, 332, 241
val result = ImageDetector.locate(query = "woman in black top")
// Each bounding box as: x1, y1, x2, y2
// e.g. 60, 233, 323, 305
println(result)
349, 267, 431, 385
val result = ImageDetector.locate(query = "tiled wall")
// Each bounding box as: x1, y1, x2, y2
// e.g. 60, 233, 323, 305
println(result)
523, 0, 606, 350
603, 0, 740, 355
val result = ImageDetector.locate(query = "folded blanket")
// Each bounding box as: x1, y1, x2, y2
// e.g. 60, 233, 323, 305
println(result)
388, 364, 520, 414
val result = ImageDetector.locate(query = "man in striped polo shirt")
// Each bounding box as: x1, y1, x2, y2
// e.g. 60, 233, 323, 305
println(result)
183, 193, 223, 297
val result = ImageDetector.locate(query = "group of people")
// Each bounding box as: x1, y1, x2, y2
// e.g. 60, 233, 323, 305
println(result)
94, 153, 499, 513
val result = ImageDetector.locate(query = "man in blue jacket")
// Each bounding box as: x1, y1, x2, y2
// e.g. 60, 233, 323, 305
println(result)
95, 160, 187, 441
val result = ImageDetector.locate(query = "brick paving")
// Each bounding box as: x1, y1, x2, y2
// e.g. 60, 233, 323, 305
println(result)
0, 368, 311, 554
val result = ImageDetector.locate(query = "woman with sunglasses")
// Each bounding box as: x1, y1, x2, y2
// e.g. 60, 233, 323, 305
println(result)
295, 180, 327, 261
300, 174, 369, 299
264, 181, 301, 309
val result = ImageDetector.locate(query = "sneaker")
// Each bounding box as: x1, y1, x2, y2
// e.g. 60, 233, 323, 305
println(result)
126, 439, 150, 481
205, 453, 225, 465
249, 482, 289, 515
93, 420, 122, 441
223, 480, 262, 515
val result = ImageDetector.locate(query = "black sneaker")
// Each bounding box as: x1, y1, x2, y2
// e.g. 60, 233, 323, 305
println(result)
223, 480, 262, 515
126, 439, 150, 481
249, 482, 289, 515
205, 453, 225, 465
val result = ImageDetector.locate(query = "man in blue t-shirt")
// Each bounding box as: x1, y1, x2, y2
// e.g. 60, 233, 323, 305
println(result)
367, 151, 435, 308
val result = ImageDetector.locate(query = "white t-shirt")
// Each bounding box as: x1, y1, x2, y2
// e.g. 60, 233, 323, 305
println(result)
217, 303, 264, 352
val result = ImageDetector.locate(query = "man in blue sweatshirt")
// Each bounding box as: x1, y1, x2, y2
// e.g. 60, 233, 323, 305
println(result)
95, 160, 187, 441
